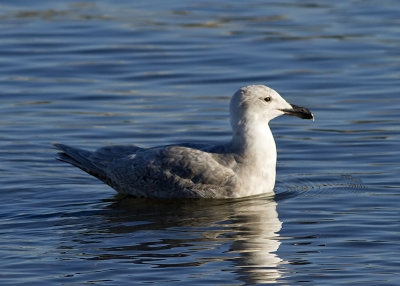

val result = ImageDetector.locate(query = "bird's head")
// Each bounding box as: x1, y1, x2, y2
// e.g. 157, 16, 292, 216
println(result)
230, 85, 314, 129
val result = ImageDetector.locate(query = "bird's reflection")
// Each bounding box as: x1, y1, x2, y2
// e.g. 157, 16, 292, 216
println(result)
60, 194, 283, 284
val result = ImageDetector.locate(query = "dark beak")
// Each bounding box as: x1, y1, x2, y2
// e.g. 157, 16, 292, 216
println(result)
281, 104, 314, 120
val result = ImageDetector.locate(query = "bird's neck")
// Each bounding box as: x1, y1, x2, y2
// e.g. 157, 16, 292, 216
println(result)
228, 120, 277, 197
230, 121, 277, 165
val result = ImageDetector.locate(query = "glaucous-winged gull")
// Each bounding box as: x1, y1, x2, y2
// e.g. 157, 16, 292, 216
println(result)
55, 85, 313, 198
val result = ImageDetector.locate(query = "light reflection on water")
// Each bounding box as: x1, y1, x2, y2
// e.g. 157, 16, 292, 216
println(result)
0, 0, 399, 285
58, 196, 283, 284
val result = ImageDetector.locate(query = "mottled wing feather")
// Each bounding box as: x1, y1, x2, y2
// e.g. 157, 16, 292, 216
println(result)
105, 145, 237, 198
161, 146, 235, 185
90, 145, 142, 168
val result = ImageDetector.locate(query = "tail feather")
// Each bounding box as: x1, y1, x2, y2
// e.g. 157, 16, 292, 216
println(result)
53, 143, 108, 184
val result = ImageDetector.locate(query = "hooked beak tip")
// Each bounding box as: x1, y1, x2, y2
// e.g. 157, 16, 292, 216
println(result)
281, 104, 314, 120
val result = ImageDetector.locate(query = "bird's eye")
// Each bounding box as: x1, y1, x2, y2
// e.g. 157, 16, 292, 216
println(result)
264, 97, 271, 102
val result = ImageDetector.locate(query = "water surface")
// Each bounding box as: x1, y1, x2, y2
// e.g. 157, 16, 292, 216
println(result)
0, 0, 399, 285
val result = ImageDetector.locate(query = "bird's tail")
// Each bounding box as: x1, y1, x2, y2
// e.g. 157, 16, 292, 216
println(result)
54, 143, 108, 183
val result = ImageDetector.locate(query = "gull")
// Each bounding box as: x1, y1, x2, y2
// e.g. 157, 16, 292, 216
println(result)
55, 85, 313, 199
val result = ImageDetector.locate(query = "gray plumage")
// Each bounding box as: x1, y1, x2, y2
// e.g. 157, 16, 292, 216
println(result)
55, 85, 313, 199
56, 143, 238, 198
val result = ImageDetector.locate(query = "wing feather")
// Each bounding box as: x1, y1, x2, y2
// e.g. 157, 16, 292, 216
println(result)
105, 145, 237, 198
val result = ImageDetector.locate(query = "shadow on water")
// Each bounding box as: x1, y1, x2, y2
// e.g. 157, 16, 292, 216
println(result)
57, 194, 284, 284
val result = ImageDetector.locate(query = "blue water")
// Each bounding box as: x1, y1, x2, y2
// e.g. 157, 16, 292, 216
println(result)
0, 0, 399, 285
